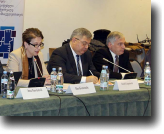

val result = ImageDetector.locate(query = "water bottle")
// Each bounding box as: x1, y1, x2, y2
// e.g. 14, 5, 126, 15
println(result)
1, 71, 8, 98
50, 68, 57, 92
56, 67, 64, 93
100, 65, 108, 91
144, 62, 151, 86
7, 71, 15, 99
105, 66, 110, 89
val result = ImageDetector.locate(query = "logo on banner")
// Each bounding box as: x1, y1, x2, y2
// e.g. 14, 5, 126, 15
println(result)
0, 26, 16, 59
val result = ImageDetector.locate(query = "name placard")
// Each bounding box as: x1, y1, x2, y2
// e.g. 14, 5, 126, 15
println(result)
113, 79, 139, 91
15, 87, 49, 100
65, 82, 96, 95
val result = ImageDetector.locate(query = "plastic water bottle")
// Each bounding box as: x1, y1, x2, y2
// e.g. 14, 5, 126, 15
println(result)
100, 65, 107, 91
7, 71, 15, 99
144, 62, 151, 86
56, 67, 64, 93
50, 68, 57, 92
106, 66, 110, 89
1, 71, 8, 98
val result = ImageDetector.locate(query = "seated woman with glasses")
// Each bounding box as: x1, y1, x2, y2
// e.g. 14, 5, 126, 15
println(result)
7, 28, 50, 87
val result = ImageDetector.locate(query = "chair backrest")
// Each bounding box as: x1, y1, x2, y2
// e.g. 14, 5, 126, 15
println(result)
136, 48, 146, 69
44, 61, 49, 68
130, 60, 142, 77
93, 29, 111, 45
136, 48, 146, 63
49, 48, 56, 58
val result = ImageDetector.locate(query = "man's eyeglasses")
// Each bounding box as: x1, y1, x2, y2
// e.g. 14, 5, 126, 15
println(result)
28, 42, 44, 48
75, 38, 90, 47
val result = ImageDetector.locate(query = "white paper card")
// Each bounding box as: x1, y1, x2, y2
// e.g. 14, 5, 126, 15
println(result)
137, 80, 144, 84
45, 85, 51, 91
111, 79, 144, 84
113, 79, 139, 91
65, 82, 96, 95
15, 87, 49, 100
63, 83, 73, 91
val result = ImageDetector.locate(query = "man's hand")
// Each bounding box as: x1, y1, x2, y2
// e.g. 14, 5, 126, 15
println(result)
43, 75, 51, 85
86, 76, 98, 84
43, 75, 50, 79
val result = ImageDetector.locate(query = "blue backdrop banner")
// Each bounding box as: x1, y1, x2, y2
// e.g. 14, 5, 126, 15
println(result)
0, 0, 25, 63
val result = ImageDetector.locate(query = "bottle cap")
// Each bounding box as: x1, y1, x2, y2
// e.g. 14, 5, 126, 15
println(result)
102, 65, 106, 69
3, 71, 7, 74
10, 71, 13, 74
52, 68, 56, 71
58, 67, 62, 70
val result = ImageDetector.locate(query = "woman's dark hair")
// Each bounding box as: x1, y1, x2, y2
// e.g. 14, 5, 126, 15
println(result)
22, 28, 44, 46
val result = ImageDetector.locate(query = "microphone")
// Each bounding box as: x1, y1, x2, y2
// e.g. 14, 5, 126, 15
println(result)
33, 57, 43, 77
103, 58, 132, 73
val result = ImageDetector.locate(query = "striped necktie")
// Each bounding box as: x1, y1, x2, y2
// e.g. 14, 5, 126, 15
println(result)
76, 55, 82, 76
114, 55, 119, 72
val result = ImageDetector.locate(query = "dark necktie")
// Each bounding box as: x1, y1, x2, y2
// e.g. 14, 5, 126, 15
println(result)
76, 55, 82, 76
114, 55, 119, 72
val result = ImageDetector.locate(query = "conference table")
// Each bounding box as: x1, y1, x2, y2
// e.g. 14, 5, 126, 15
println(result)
0, 81, 151, 116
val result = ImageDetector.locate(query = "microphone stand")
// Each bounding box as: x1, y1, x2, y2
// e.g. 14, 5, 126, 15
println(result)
103, 58, 132, 73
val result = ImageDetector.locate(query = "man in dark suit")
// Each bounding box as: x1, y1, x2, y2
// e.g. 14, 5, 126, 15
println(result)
0, 60, 4, 73
47, 28, 100, 84
92, 31, 134, 79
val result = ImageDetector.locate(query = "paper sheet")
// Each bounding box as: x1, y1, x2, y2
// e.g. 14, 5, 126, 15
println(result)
111, 79, 144, 84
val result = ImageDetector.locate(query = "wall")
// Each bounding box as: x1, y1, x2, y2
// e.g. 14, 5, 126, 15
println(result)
23, 0, 151, 61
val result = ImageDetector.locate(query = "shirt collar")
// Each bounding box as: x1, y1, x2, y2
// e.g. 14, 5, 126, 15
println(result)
70, 44, 79, 59
109, 49, 119, 61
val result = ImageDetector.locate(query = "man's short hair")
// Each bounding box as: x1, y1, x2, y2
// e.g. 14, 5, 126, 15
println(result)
70, 28, 92, 40
106, 31, 124, 46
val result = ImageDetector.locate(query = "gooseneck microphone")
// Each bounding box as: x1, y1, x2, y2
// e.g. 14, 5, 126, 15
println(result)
103, 58, 132, 73
33, 57, 43, 76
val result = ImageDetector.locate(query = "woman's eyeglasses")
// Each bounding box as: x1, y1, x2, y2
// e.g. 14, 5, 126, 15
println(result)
28, 42, 44, 48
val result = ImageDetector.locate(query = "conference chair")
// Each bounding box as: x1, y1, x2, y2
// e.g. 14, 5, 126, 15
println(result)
93, 29, 111, 45
49, 48, 56, 58
136, 48, 146, 68
130, 60, 142, 77
44, 61, 49, 68
62, 39, 70, 46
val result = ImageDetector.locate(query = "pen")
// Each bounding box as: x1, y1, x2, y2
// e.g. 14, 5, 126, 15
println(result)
89, 70, 94, 76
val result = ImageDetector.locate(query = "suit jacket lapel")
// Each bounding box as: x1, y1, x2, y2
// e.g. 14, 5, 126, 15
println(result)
81, 54, 87, 75
119, 54, 124, 72
66, 44, 78, 75
108, 50, 114, 70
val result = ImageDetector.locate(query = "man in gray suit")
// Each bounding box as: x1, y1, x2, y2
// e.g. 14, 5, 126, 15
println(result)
0, 60, 4, 73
